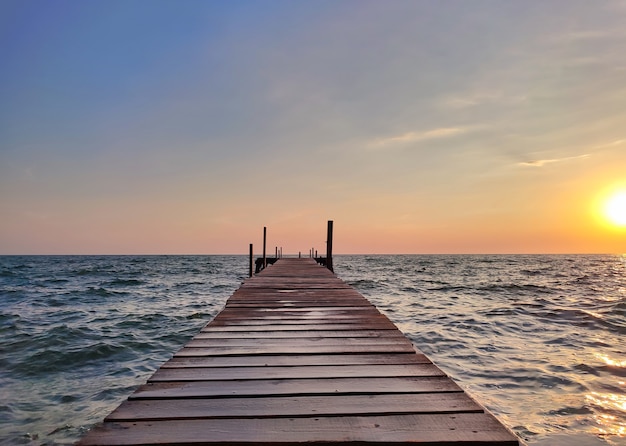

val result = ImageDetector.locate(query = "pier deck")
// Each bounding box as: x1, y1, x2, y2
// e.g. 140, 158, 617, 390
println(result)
79, 258, 519, 445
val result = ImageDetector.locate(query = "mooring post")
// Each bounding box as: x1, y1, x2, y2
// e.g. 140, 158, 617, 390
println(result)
275, 246, 278, 260
326, 220, 334, 272
263, 227, 267, 269
249, 244, 253, 277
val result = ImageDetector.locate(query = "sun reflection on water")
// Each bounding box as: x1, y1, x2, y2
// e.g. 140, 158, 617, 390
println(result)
595, 353, 626, 368
585, 354, 626, 441
586, 400, 626, 442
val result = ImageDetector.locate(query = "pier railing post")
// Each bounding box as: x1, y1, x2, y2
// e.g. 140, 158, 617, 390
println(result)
249, 244, 253, 277
326, 220, 334, 272
263, 227, 267, 269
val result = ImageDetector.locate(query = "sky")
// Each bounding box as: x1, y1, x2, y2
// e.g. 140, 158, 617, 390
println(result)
1, 0, 626, 255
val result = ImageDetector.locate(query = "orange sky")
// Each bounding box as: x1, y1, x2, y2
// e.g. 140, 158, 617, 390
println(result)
1, 1, 625, 254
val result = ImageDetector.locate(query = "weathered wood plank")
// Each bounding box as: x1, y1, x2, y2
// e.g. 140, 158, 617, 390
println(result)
79, 413, 519, 445
213, 308, 382, 316
218, 301, 377, 308
130, 377, 462, 399
162, 353, 430, 367
197, 323, 399, 332
240, 281, 351, 289
213, 308, 385, 315
194, 330, 407, 339
206, 318, 394, 326
184, 337, 415, 348
175, 343, 416, 356
149, 364, 445, 381
211, 312, 385, 318
106, 393, 482, 421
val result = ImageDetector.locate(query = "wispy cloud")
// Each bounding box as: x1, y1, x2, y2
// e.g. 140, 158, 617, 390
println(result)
550, 30, 612, 44
369, 127, 466, 149
593, 139, 625, 149
518, 154, 590, 167
440, 92, 527, 110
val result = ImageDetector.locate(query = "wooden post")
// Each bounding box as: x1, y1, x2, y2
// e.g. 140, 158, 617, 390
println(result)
326, 220, 334, 272
263, 227, 267, 269
249, 244, 253, 277
275, 246, 278, 260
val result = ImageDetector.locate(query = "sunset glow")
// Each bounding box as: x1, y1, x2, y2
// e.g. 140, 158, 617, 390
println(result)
604, 192, 626, 227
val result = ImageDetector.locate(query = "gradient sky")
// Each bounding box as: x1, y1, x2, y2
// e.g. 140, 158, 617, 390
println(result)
2, 0, 626, 254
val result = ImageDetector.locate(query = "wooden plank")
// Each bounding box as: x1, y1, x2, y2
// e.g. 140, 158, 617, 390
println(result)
207, 318, 393, 325
213, 307, 381, 314
149, 364, 445, 381
211, 309, 386, 317
210, 313, 385, 320
229, 288, 365, 295
196, 323, 399, 332
206, 318, 393, 327
161, 353, 430, 367
194, 330, 406, 339
225, 289, 371, 297
79, 413, 519, 445
174, 343, 416, 356
220, 301, 376, 308
228, 290, 368, 296
210, 313, 386, 321
213, 308, 385, 314
240, 281, 351, 289
184, 337, 416, 348
106, 393, 482, 421
131, 377, 462, 399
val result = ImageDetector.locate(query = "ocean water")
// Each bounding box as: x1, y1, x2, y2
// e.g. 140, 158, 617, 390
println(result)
1, 255, 625, 445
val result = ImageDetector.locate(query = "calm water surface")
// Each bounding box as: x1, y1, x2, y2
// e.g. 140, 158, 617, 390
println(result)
1, 254, 624, 445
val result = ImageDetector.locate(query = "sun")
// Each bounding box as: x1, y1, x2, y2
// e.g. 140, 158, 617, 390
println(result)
604, 191, 626, 227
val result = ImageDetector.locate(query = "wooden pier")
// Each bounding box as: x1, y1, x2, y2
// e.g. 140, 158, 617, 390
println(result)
79, 258, 520, 445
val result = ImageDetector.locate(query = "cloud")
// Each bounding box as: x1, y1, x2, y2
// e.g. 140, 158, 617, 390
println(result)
441, 92, 527, 110
518, 154, 590, 167
593, 139, 626, 149
550, 30, 612, 44
369, 127, 466, 149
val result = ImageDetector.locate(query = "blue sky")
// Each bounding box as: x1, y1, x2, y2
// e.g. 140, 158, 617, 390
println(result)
1, 1, 626, 254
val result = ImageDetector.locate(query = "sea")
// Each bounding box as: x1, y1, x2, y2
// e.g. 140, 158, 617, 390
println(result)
0, 254, 624, 446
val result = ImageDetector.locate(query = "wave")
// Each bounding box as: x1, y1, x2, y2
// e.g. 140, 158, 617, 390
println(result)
425, 283, 556, 295
104, 279, 146, 287
11, 342, 129, 377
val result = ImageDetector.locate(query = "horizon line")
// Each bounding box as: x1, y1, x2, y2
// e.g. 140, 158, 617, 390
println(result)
0, 252, 621, 256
